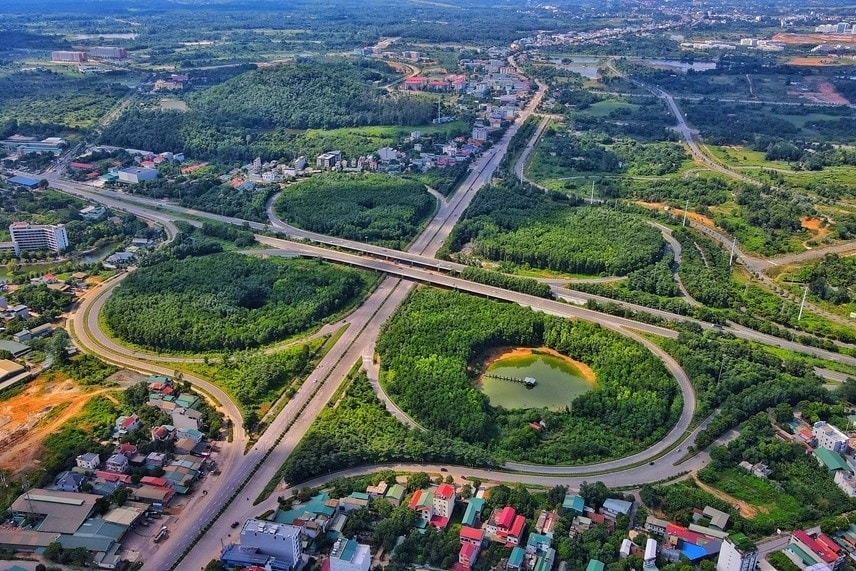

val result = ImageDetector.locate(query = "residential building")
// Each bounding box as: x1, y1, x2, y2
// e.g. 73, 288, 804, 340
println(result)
237, 520, 302, 569
646, 515, 669, 536
51, 51, 87, 63
76, 453, 100, 471
117, 167, 158, 184
104, 454, 128, 474
813, 421, 849, 453
602, 498, 633, 520
432, 483, 455, 525
55, 472, 86, 493
316, 151, 342, 168
460, 526, 484, 547
645, 538, 658, 567
717, 535, 757, 571
408, 488, 435, 526
834, 470, 856, 497
562, 493, 585, 516
458, 542, 479, 569
79, 205, 107, 221
90, 47, 127, 60
586, 560, 606, 571
484, 506, 526, 546
462, 497, 485, 527
378, 147, 397, 162
385, 483, 405, 506
9, 223, 69, 255
703, 506, 730, 530
472, 126, 489, 142
341, 492, 370, 512
788, 530, 845, 570
329, 537, 371, 571
115, 414, 140, 435
815, 448, 850, 473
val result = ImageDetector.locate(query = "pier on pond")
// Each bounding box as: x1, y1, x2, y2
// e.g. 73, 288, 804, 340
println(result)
482, 373, 537, 387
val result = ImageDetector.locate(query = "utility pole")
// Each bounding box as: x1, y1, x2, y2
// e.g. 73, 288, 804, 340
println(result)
798, 285, 808, 321
728, 237, 736, 267
682, 198, 689, 227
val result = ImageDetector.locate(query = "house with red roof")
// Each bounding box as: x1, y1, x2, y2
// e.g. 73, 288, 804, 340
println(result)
788, 530, 845, 570
460, 526, 484, 547
403, 76, 429, 90
408, 488, 435, 527
115, 414, 140, 434
458, 542, 479, 569
485, 506, 527, 547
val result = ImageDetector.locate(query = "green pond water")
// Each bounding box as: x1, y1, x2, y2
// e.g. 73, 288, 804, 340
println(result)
481, 352, 595, 411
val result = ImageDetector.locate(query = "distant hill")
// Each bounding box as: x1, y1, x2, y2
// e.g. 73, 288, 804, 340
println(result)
192, 60, 434, 130
100, 59, 436, 162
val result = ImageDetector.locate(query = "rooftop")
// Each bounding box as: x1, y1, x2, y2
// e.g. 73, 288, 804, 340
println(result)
10, 489, 99, 534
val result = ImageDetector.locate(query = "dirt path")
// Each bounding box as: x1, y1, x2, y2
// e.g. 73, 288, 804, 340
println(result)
693, 475, 760, 519
0, 376, 118, 474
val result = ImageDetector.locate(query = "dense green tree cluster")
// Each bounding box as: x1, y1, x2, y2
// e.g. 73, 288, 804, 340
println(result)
57, 354, 119, 386
662, 326, 830, 450
447, 181, 665, 276
673, 227, 733, 308
279, 372, 498, 484
274, 173, 434, 249
626, 253, 680, 297
793, 253, 855, 306
126, 175, 276, 223
458, 267, 553, 299
193, 60, 430, 129
104, 253, 370, 352
8, 284, 72, 315
376, 288, 679, 464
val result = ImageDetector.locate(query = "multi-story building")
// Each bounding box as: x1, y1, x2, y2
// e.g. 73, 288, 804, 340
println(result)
813, 421, 849, 453
238, 520, 302, 568
316, 150, 342, 168
329, 537, 371, 571
484, 506, 527, 547
9, 223, 69, 255
716, 535, 757, 571
51, 51, 87, 63
432, 483, 456, 523
90, 47, 128, 59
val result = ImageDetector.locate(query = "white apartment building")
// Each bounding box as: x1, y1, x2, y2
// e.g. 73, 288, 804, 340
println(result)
239, 520, 302, 567
813, 421, 849, 454
717, 536, 758, 571
9, 223, 69, 255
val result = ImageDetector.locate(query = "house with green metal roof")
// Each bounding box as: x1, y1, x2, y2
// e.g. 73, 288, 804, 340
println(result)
385, 483, 405, 506
586, 560, 605, 571
507, 546, 526, 569
463, 497, 485, 527
562, 493, 585, 516
815, 448, 851, 472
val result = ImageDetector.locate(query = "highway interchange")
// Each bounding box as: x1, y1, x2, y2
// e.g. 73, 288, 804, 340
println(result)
23, 72, 856, 569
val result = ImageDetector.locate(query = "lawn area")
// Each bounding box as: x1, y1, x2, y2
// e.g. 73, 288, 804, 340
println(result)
705, 145, 793, 170
581, 99, 640, 117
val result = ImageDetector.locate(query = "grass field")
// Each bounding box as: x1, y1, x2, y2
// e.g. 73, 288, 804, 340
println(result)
580, 99, 640, 117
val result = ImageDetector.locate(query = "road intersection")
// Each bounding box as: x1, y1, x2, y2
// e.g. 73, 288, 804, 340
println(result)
25, 74, 856, 569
